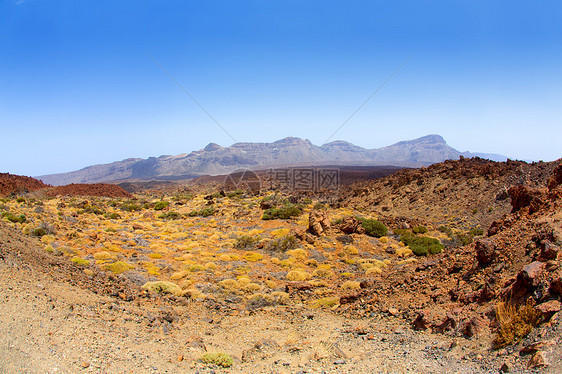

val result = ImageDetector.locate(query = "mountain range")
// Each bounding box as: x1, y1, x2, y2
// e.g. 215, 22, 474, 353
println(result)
37, 135, 507, 185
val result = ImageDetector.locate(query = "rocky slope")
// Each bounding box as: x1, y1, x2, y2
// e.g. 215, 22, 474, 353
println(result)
37, 135, 506, 185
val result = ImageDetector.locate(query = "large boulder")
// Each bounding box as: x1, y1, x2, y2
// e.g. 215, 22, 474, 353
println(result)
308, 210, 330, 236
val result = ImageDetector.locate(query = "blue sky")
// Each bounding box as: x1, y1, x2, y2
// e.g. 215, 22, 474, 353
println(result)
1, 0, 561, 176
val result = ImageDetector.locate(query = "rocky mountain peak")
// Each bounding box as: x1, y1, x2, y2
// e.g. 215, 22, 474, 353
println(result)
203, 143, 222, 152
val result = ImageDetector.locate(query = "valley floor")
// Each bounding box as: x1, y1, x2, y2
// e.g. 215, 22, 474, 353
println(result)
1, 222, 561, 374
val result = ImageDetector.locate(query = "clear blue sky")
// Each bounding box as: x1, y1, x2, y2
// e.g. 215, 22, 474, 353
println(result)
1, 0, 561, 176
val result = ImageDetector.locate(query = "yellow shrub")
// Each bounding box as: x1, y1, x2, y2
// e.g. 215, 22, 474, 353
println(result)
181, 288, 204, 299
342, 280, 361, 290
344, 245, 359, 255
171, 270, 190, 280
93, 251, 115, 261
310, 297, 339, 308
186, 242, 199, 250
71, 257, 89, 266
244, 252, 263, 262
40, 235, 56, 245
219, 279, 238, 291
286, 248, 308, 260
366, 267, 382, 275
395, 247, 413, 257
102, 261, 133, 274
142, 281, 182, 296
271, 291, 290, 304
271, 228, 290, 237
312, 268, 334, 278
243, 282, 261, 292
287, 270, 311, 281
149, 253, 162, 259
379, 236, 389, 243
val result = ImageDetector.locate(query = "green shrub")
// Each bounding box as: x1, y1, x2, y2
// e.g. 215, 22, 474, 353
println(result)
469, 227, 485, 237
438, 225, 454, 238
104, 212, 121, 220
16, 197, 26, 203
187, 207, 216, 217
262, 204, 302, 220
359, 218, 388, 238
313, 202, 327, 210
227, 189, 244, 198
33, 222, 56, 237
235, 235, 260, 249
200, 352, 233, 368
154, 201, 169, 210
267, 235, 298, 252
401, 235, 444, 256
2, 212, 26, 223
393, 228, 411, 236
158, 211, 182, 220
456, 233, 473, 246
120, 202, 142, 212
413, 225, 428, 234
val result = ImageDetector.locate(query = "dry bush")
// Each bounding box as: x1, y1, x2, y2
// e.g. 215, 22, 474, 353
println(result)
493, 298, 542, 349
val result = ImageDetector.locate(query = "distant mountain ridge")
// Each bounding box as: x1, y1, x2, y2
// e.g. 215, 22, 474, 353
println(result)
37, 135, 507, 185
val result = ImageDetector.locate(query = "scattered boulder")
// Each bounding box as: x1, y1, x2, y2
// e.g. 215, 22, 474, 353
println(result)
520, 261, 546, 288
527, 350, 548, 369
462, 315, 490, 338
540, 241, 560, 261
547, 163, 562, 190
334, 216, 360, 235
475, 238, 497, 267
535, 300, 561, 320
308, 210, 330, 236
508, 185, 546, 214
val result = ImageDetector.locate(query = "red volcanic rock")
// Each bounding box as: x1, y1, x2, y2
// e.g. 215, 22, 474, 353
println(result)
520, 261, 546, 287
475, 238, 497, 267
535, 300, 561, 319
508, 185, 546, 214
0, 173, 48, 197
46, 183, 132, 198
462, 316, 490, 338
334, 216, 360, 235
547, 163, 562, 190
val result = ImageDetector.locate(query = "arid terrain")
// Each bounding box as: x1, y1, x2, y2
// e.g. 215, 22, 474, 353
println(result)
1, 157, 562, 373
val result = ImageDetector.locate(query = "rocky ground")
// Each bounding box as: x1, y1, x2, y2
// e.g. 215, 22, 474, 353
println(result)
1, 158, 562, 373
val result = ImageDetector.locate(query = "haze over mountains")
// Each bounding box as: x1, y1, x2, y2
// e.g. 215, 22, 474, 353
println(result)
38, 135, 507, 186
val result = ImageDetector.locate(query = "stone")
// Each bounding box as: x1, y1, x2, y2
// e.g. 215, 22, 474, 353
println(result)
508, 185, 546, 214
475, 239, 497, 267
527, 350, 548, 368
535, 300, 561, 319
308, 210, 330, 236
550, 274, 562, 296
132, 223, 144, 230
462, 316, 489, 338
520, 340, 555, 355
335, 216, 360, 235
519, 261, 546, 287
541, 241, 560, 261
499, 362, 510, 372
